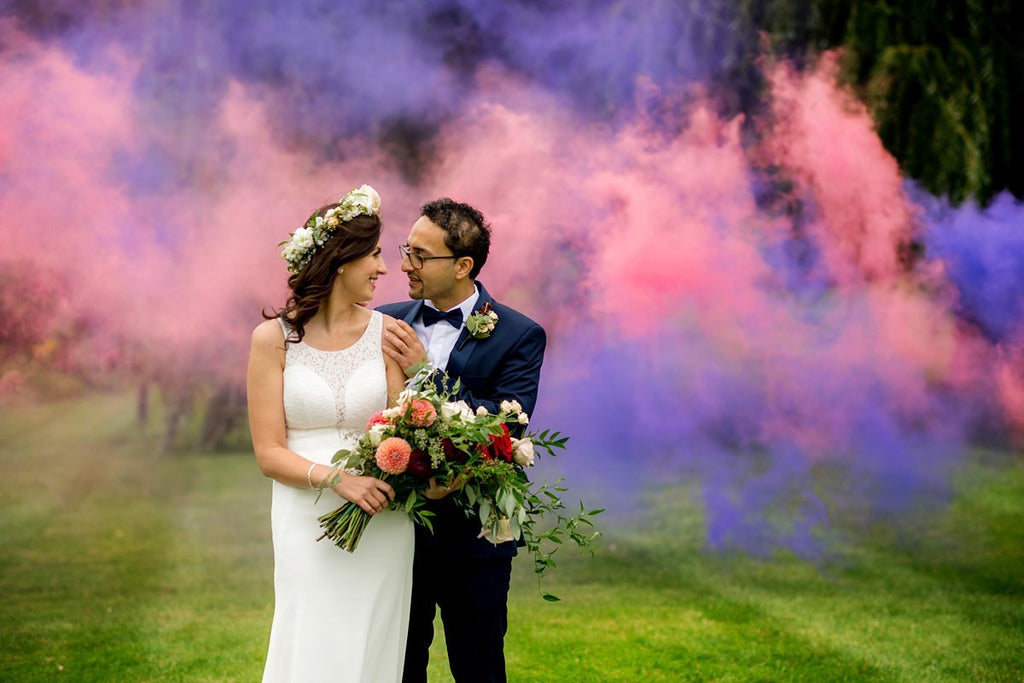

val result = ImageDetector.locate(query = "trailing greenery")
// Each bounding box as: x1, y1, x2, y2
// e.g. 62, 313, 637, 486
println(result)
1, 393, 1021, 681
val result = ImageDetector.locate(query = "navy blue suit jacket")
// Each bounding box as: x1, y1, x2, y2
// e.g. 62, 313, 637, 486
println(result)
377, 281, 546, 558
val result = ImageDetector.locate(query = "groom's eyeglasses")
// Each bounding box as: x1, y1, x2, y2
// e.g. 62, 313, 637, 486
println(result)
398, 244, 458, 270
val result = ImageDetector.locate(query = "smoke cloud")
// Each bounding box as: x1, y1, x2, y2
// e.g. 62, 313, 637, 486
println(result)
1, 2, 1022, 555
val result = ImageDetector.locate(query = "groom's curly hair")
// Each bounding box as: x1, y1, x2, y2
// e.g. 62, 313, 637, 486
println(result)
421, 198, 490, 279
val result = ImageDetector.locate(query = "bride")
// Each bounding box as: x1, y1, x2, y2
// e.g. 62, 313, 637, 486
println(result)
247, 185, 413, 682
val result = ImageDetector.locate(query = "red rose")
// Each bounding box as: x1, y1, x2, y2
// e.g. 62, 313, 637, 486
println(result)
487, 423, 514, 463
407, 449, 433, 480
442, 438, 470, 464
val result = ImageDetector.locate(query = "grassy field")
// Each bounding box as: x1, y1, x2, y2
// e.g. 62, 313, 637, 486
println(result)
1, 393, 1022, 681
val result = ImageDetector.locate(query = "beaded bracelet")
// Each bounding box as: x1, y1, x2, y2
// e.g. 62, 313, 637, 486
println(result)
306, 462, 318, 490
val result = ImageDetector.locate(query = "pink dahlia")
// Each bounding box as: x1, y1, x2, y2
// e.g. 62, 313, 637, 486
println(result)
405, 398, 437, 427
375, 437, 412, 475
366, 410, 391, 430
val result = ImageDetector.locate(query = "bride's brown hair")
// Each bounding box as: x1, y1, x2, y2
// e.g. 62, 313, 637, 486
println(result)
265, 206, 382, 344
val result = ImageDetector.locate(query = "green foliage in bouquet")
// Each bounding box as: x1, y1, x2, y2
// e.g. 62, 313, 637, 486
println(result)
316, 364, 602, 598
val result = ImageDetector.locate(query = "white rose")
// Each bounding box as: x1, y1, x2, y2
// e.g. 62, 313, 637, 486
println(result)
292, 226, 313, 249
367, 426, 385, 447
517, 412, 529, 425
441, 400, 473, 422
344, 184, 381, 216
508, 400, 522, 413
455, 401, 474, 421
476, 406, 489, 416
356, 184, 381, 213
500, 400, 513, 413
440, 402, 460, 421
512, 438, 535, 467
382, 406, 402, 420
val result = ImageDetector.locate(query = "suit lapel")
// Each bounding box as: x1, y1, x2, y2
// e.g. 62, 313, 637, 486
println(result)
445, 282, 494, 376
446, 329, 475, 376
402, 300, 424, 326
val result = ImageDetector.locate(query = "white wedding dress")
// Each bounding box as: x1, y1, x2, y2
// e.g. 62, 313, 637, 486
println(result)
263, 311, 413, 683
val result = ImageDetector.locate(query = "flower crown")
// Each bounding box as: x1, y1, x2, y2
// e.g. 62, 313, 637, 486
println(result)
280, 184, 382, 274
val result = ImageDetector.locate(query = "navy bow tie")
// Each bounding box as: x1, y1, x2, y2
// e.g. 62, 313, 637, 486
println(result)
421, 306, 463, 328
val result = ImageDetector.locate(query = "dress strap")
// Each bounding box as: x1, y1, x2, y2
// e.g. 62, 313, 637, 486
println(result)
278, 316, 298, 346
368, 309, 383, 338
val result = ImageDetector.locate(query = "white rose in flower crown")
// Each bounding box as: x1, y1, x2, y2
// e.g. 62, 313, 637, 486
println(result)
358, 184, 382, 212
292, 226, 314, 249
512, 437, 535, 467
339, 184, 380, 216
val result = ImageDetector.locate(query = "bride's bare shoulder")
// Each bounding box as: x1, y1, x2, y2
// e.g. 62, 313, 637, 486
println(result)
251, 318, 286, 346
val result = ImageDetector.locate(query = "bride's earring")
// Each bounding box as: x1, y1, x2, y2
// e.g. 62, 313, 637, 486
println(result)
337, 267, 344, 274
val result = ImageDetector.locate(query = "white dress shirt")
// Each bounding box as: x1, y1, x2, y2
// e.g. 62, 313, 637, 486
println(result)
410, 285, 480, 370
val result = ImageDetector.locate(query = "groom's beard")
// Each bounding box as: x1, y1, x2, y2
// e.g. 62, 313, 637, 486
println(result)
406, 274, 425, 300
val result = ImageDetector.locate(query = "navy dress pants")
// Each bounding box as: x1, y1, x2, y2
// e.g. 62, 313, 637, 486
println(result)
402, 523, 513, 683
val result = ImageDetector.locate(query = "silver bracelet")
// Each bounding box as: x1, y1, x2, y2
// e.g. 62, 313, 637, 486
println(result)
306, 462, 318, 490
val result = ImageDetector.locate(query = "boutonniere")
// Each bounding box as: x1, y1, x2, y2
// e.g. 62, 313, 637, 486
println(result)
459, 302, 499, 349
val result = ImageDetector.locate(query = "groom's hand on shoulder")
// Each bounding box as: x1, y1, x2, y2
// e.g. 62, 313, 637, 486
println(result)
383, 318, 427, 376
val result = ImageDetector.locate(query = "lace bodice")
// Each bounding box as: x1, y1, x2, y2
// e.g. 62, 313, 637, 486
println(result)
280, 311, 387, 450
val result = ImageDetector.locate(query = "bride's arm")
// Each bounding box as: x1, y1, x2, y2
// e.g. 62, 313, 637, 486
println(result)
382, 314, 410, 406
247, 320, 393, 513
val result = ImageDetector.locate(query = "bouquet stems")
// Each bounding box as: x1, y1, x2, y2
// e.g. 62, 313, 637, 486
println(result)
317, 501, 372, 553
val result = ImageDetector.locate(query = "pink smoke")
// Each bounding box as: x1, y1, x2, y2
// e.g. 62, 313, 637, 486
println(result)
1, 17, 1021, 548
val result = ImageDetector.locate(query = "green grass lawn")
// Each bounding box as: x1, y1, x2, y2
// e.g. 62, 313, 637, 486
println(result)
1, 393, 1022, 681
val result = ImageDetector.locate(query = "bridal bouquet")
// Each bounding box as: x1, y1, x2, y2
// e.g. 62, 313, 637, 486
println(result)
317, 367, 601, 597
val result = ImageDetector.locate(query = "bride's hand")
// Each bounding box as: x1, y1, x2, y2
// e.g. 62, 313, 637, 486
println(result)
332, 472, 396, 515
383, 319, 428, 376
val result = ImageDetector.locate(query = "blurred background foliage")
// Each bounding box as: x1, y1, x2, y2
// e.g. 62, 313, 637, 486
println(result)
721, 0, 1022, 205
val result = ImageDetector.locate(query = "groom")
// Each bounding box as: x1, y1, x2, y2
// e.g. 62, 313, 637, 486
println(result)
379, 198, 546, 683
